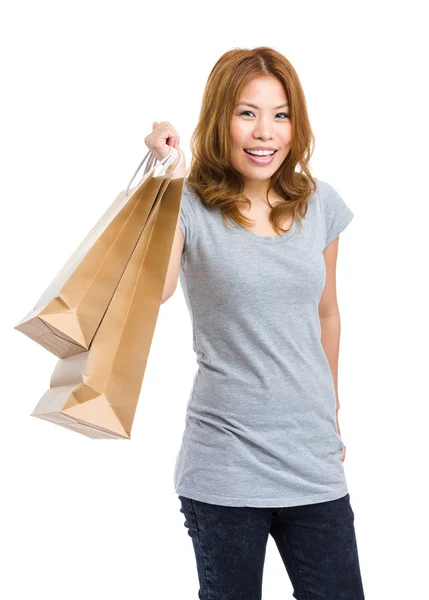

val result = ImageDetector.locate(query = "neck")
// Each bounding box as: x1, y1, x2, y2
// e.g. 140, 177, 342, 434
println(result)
242, 178, 272, 208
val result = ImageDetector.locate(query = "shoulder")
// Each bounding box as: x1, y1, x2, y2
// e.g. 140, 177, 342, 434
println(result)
181, 179, 204, 213
314, 178, 353, 216
313, 178, 355, 249
179, 179, 202, 253
313, 178, 340, 203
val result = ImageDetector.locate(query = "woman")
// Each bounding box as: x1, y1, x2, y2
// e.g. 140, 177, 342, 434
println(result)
145, 46, 365, 600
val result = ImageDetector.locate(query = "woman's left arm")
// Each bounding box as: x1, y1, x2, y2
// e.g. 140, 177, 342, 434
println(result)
319, 236, 346, 462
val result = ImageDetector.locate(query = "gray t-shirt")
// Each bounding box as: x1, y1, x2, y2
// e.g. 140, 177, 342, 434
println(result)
174, 177, 354, 507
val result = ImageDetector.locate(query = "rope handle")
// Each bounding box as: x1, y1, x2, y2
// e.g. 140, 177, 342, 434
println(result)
125, 146, 185, 197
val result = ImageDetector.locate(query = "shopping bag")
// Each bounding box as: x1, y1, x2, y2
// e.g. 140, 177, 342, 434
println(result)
14, 148, 178, 359
30, 148, 185, 439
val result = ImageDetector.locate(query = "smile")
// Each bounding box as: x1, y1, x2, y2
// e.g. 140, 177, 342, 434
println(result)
243, 149, 278, 165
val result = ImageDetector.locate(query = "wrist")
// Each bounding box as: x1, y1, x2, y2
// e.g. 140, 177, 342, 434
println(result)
165, 149, 186, 179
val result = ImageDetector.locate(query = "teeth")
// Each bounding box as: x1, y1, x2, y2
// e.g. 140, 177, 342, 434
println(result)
245, 149, 275, 156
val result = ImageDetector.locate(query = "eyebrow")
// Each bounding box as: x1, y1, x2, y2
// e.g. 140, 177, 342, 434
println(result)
236, 102, 289, 110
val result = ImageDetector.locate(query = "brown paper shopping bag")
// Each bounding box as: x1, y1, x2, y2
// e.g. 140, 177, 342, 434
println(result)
30, 149, 185, 439
14, 148, 178, 359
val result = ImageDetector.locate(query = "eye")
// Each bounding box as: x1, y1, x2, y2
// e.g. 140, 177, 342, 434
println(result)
239, 110, 289, 119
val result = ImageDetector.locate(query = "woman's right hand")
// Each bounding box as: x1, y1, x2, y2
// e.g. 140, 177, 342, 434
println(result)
144, 120, 181, 162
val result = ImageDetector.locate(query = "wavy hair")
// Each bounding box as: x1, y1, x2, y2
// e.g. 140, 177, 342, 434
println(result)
185, 46, 318, 235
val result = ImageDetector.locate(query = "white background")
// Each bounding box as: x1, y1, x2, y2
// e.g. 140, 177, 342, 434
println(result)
1, 1, 428, 598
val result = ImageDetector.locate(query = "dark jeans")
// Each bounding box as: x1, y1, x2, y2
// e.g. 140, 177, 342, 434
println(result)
178, 492, 365, 599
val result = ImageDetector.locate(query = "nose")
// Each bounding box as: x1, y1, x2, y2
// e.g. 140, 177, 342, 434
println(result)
252, 116, 274, 141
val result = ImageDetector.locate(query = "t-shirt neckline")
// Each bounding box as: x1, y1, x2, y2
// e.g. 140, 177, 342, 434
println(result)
232, 215, 299, 244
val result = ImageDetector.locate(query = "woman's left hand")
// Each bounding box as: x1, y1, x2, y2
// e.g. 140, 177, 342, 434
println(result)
340, 444, 347, 463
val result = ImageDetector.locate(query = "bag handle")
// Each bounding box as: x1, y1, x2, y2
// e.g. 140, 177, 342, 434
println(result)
125, 146, 185, 197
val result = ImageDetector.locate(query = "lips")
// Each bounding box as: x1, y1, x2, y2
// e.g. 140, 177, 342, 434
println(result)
244, 149, 277, 153
243, 149, 278, 165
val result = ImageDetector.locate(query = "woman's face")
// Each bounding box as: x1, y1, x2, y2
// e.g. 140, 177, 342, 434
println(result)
229, 75, 292, 184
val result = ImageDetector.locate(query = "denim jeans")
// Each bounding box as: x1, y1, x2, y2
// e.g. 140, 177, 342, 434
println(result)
178, 492, 365, 599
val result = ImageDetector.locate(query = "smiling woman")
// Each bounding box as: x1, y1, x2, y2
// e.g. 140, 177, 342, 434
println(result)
173, 46, 364, 600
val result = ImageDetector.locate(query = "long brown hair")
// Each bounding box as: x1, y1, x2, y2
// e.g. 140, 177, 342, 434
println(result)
186, 46, 318, 235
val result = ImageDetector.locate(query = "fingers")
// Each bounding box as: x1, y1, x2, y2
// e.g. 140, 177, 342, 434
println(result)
144, 120, 181, 161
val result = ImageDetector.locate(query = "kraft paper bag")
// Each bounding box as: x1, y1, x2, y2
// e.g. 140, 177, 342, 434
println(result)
14, 148, 178, 359
31, 150, 185, 439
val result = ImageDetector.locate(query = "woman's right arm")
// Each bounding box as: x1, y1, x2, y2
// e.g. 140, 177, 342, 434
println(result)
161, 219, 185, 303
143, 120, 186, 303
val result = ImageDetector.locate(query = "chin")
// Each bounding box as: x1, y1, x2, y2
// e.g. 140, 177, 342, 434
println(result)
241, 165, 277, 178
247, 171, 274, 180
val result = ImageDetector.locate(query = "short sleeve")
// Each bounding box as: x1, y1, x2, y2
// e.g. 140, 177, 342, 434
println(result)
179, 181, 198, 254
321, 181, 354, 250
